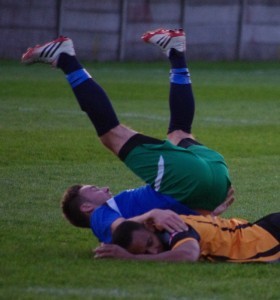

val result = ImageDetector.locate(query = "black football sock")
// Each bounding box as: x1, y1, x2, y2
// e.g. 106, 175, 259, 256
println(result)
169, 48, 187, 69
57, 53, 119, 136
167, 49, 194, 134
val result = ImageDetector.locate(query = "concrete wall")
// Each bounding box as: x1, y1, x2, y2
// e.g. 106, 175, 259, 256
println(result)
0, 0, 279, 61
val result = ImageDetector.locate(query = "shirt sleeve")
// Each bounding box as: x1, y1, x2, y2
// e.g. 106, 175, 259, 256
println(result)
90, 204, 121, 243
169, 225, 200, 249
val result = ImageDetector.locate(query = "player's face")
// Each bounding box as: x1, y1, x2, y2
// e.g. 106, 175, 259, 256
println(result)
79, 185, 112, 207
128, 228, 164, 255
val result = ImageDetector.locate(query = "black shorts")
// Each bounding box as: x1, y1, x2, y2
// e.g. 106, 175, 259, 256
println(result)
255, 213, 280, 242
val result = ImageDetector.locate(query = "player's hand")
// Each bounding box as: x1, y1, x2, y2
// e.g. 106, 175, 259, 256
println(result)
93, 243, 133, 259
146, 209, 188, 232
211, 186, 235, 216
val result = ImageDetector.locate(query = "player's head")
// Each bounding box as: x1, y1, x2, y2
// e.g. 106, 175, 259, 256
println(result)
112, 221, 164, 254
61, 184, 112, 228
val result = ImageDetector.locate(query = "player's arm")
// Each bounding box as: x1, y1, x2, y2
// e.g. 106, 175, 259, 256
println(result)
110, 209, 187, 237
111, 208, 187, 233
94, 238, 200, 262
128, 208, 188, 232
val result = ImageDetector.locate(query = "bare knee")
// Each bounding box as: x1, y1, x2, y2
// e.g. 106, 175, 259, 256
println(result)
100, 125, 137, 155
167, 130, 195, 145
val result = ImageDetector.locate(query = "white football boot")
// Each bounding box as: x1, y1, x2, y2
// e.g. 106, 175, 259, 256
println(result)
21, 36, 75, 66
141, 28, 186, 57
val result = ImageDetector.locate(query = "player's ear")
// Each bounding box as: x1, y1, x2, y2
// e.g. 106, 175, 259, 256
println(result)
80, 202, 95, 213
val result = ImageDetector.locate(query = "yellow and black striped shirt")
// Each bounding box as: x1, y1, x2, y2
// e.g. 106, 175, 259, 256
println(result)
169, 214, 280, 263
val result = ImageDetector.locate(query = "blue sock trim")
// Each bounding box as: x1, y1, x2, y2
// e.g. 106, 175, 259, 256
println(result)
66, 68, 92, 88
170, 68, 191, 84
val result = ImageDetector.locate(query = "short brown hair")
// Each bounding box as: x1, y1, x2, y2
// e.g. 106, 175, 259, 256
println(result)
61, 184, 90, 228
112, 221, 145, 249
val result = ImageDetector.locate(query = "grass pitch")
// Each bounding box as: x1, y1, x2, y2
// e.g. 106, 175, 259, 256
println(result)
1, 60, 280, 300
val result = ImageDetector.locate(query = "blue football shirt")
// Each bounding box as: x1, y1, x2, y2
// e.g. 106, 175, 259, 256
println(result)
90, 185, 198, 243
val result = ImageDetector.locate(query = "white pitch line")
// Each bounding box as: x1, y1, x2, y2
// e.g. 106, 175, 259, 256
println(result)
200, 116, 278, 125
120, 112, 167, 121
17, 107, 279, 125
25, 287, 132, 298
120, 113, 278, 125
21, 286, 194, 300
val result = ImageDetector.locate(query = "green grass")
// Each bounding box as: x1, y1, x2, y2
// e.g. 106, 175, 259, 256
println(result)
1, 60, 280, 300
